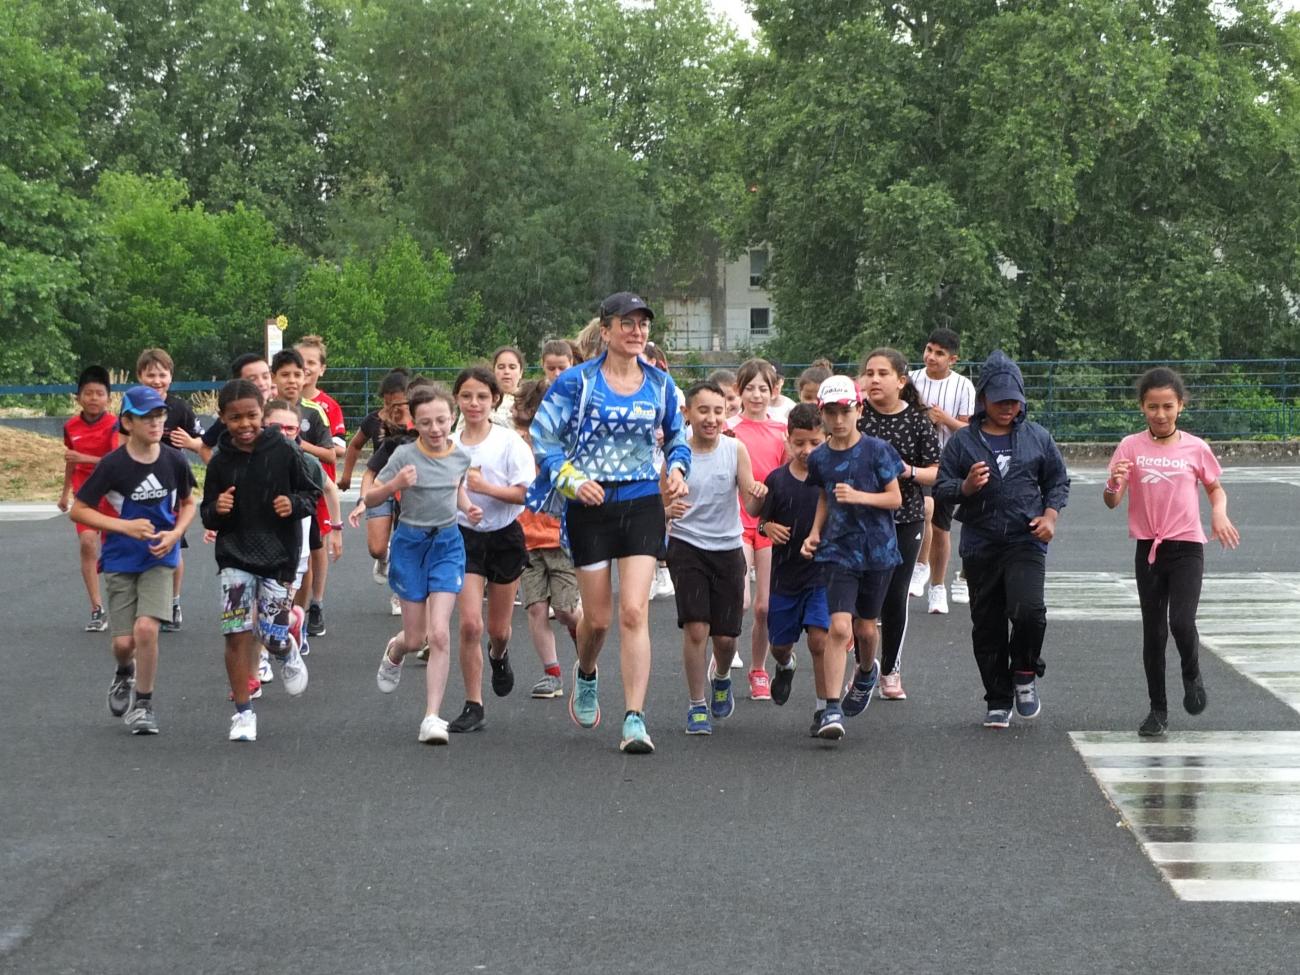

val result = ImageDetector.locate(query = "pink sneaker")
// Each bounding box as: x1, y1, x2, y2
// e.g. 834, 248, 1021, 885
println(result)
748, 669, 772, 701
879, 672, 907, 700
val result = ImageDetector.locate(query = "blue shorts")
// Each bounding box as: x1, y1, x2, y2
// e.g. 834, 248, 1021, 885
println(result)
387, 521, 465, 602
767, 587, 830, 646
824, 564, 893, 619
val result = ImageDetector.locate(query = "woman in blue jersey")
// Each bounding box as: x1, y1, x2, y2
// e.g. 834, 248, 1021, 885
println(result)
526, 292, 690, 754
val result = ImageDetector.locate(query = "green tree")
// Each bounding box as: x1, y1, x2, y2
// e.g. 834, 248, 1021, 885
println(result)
0, 0, 101, 383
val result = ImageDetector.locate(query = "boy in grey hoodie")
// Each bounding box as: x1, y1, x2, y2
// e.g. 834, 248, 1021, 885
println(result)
934, 350, 1069, 728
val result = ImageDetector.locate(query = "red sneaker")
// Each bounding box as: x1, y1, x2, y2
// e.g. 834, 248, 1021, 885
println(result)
748, 669, 772, 701
228, 677, 262, 702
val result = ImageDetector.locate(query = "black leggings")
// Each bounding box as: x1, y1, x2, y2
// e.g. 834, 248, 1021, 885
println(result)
1134, 540, 1204, 712
880, 521, 924, 675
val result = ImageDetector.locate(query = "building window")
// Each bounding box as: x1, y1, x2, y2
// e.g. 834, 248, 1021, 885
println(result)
749, 248, 768, 287
750, 307, 770, 337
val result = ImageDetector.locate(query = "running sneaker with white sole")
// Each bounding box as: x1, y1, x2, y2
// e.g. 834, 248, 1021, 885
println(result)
619, 712, 655, 753
307, 603, 326, 636
418, 714, 450, 744
908, 562, 929, 598
569, 663, 600, 728
257, 649, 275, 685
983, 707, 1011, 729
372, 558, 389, 585
389, 594, 402, 616
108, 671, 135, 717
770, 658, 796, 706
651, 564, 674, 600
279, 644, 308, 697
685, 704, 712, 735
748, 669, 772, 701
1138, 709, 1168, 737
710, 675, 735, 719
86, 606, 108, 632
1013, 672, 1040, 719
927, 583, 949, 615
879, 671, 907, 700
229, 710, 257, 741
530, 674, 564, 699
448, 701, 485, 733
730, 651, 744, 670
377, 637, 403, 693
817, 708, 845, 740
950, 575, 970, 604
287, 606, 305, 657
841, 661, 879, 717
124, 699, 159, 735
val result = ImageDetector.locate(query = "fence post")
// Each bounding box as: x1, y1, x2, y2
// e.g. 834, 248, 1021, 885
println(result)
1046, 362, 1057, 437
364, 367, 372, 417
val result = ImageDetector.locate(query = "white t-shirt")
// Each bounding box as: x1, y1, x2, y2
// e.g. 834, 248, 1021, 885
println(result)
768, 394, 797, 423
452, 424, 535, 532
908, 368, 976, 448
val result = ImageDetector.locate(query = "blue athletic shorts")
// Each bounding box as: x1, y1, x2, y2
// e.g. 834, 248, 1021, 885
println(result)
767, 586, 830, 646
387, 521, 465, 602
824, 564, 893, 619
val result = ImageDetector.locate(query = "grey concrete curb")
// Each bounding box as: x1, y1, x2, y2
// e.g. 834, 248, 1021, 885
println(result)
1060, 440, 1300, 462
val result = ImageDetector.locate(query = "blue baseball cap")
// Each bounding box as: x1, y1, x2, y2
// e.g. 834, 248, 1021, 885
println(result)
120, 385, 168, 416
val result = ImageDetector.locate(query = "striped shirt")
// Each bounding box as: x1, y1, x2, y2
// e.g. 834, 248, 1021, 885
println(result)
908, 368, 976, 448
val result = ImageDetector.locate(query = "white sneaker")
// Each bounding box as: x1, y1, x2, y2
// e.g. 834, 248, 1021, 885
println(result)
418, 714, 449, 744
372, 558, 388, 585
280, 645, 309, 696
377, 637, 403, 693
950, 576, 970, 604
928, 583, 949, 615
730, 651, 744, 670
389, 593, 402, 616
652, 565, 674, 599
257, 649, 274, 684
909, 562, 929, 598
229, 710, 257, 742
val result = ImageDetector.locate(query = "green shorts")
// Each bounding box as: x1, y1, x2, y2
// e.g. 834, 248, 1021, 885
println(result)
519, 547, 579, 613
104, 566, 175, 638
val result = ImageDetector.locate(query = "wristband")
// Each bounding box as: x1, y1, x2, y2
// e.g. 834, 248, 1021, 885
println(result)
757, 520, 768, 538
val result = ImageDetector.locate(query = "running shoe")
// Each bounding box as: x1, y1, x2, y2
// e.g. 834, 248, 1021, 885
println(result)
124, 699, 159, 735
160, 601, 181, 633
710, 674, 735, 720
927, 584, 949, 615
415, 643, 429, 662
619, 713, 655, 753
730, 651, 744, 670
287, 606, 305, 658
372, 558, 389, 585
418, 714, 450, 745
377, 637, 403, 693
279, 644, 308, 697
651, 565, 674, 600
770, 658, 797, 706
257, 650, 275, 685
489, 650, 515, 697
748, 669, 772, 701
879, 671, 907, 701
841, 661, 879, 717
530, 674, 564, 699
1183, 674, 1207, 715
85, 606, 108, 632
808, 709, 824, 737
908, 562, 929, 598
1138, 710, 1169, 737
983, 707, 1012, 729
950, 575, 970, 604
229, 710, 257, 742
1013, 672, 1041, 719
306, 604, 326, 636
108, 671, 135, 717
817, 708, 845, 740
685, 704, 712, 736
448, 701, 486, 733
569, 663, 600, 729
231, 677, 262, 701
389, 594, 402, 616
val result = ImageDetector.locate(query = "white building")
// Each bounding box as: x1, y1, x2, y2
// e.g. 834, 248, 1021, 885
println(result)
658, 246, 775, 352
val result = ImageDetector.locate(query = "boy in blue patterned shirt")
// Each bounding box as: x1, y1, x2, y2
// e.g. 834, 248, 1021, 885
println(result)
801, 376, 903, 739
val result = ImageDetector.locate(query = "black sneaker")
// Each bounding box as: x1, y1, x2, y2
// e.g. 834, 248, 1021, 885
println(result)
489, 650, 514, 697
124, 699, 159, 735
160, 601, 181, 633
85, 606, 108, 632
448, 701, 486, 733
770, 662, 796, 706
108, 672, 135, 717
1183, 674, 1207, 715
807, 708, 824, 737
1138, 709, 1168, 737
307, 604, 326, 637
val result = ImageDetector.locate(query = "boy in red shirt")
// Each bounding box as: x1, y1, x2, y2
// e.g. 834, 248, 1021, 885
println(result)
295, 336, 346, 637
59, 366, 120, 631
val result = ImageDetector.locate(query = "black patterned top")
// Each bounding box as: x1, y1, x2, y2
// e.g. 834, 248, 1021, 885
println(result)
858, 402, 941, 523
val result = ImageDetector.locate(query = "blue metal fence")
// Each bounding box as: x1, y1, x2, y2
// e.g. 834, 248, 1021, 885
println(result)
2, 359, 1296, 442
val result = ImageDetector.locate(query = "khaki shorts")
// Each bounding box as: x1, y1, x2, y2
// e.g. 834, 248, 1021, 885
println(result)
104, 566, 175, 638
519, 547, 579, 612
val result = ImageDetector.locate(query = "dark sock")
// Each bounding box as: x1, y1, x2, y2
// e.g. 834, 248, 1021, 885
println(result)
135, 691, 152, 702
115, 664, 133, 677
625, 709, 643, 720
578, 666, 596, 681
235, 701, 252, 714
825, 696, 840, 709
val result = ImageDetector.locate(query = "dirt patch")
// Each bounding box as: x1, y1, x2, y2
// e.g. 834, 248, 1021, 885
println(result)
0, 426, 69, 501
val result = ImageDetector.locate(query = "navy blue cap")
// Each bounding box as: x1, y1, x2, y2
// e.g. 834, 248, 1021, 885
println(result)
599, 292, 654, 320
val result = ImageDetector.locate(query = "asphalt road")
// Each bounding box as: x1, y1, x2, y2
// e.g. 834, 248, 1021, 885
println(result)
2, 470, 1298, 974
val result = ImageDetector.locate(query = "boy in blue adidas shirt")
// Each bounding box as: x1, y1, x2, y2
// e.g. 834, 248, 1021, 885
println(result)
801, 376, 903, 740
70, 386, 197, 736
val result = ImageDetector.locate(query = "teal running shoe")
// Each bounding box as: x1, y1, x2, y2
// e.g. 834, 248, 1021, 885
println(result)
685, 704, 712, 736
569, 662, 600, 729
619, 712, 655, 754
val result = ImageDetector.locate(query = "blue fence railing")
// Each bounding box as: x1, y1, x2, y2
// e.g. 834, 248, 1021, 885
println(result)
2, 359, 1296, 442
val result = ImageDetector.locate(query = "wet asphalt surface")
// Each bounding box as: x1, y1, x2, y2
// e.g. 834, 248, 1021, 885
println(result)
2, 471, 1298, 974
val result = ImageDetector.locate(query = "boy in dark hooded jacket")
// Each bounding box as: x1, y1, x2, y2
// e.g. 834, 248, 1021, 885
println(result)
934, 350, 1069, 728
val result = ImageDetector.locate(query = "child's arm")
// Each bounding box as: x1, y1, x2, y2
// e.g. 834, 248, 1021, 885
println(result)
69, 499, 159, 541
299, 438, 335, 464
58, 461, 74, 512
1204, 481, 1240, 549
364, 466, 414, 508
457, 480, 483, 525
338, 428, 368, 490
464, 469, 527, 505
323, 478, 344, 560
831, 478, 902, 510
63, 449, 103, 466
799, 491, 828, 559
147, 495, 196, 559
349, 468, 375, 527
735, 440, 767, 507
279, 448, 324, 520
1029, 433, 1070, 541
200, 469, 236, 530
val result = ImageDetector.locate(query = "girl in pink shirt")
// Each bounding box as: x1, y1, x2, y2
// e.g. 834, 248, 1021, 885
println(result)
1103, 367, 1239, 737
